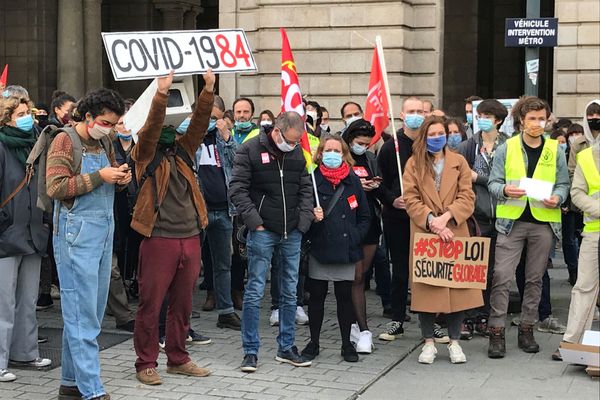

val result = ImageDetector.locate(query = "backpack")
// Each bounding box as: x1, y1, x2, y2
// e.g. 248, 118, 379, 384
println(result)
26, 125, 113, 213
127, 143, 195, 215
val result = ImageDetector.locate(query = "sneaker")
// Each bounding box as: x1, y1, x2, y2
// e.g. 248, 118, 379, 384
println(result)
301, 341, 319, 361
51, 284, 60, 300
448, 342, 467, 364
270, 309, 279, 326
217, 312, 242, 331
58, 384, 83, 398
167, 361, 211, 377
275, 346, 312, 367
36, 293, 53, 310
460, 320, 474, 340
295, 306, 309, 325
187, 329, 211, 345
116, 320, 135, 333
241, 354, 258, 373
158, 336, 166, 352
511, 317, 521, 327
341, 343, 359, 362
350, 323, 360, 344
537, 317, 566, 334
378, 321, 404, 341
0, 369, 16, 382
418, 343, 437, 364
475, 316, 489, 337
9, 357, 51, 368
433, 324, 450, 344
355, 330, 374, 354
136, 368, 162, 385
551, 348, 562, 361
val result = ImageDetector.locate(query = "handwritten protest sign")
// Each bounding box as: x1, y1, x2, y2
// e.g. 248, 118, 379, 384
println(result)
412, 233, 490, 290
102, 29, 257, 81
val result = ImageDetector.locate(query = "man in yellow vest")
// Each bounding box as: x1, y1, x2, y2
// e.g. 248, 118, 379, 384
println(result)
552, 144, 599, 361
486, 97, 570, 358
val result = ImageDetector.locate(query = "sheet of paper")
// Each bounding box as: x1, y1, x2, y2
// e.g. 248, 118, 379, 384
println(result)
519, 177, 553, 201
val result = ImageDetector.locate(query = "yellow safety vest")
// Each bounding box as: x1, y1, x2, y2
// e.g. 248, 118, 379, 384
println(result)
496, 136, 561, 223
576, 147, 600, 232
307, 133, 320, 156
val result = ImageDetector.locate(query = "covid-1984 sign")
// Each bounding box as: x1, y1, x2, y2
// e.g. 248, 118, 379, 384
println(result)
102, 29, 257, 81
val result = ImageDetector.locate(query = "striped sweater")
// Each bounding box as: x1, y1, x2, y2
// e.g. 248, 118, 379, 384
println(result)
46, 131, 117, 208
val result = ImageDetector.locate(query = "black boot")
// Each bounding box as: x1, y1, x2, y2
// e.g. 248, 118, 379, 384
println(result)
341, 343, 359, 362
488, 326, 506, 358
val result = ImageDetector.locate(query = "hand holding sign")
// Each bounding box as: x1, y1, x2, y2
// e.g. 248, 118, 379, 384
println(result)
203, 68, 215, 92
157, 70, 174, 95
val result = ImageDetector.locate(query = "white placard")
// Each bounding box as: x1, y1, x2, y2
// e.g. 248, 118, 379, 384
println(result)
102, 29, 257, 81
519, 177, 553, 201
123, 78, 158, 140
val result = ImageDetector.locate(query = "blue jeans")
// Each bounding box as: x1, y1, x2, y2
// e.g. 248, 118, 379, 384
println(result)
206, 210, 234, 315
242, 229, 302, 355
54, 151, 114, 399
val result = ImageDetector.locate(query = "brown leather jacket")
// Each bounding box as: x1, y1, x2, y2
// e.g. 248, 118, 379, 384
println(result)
130, 89, 213, 237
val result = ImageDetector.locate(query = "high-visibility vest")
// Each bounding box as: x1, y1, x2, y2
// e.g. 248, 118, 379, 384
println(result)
496, 136, 561, 223
576, 147, 600, 232
231, 128, 260, 144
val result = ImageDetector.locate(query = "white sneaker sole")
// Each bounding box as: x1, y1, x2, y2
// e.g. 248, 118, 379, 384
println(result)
355, 344, 374, 354
241, 366, 257, 373
418, 355, 435, 364
450, 356, 467, 364
274, 356, 312, 367
0, 375, 16, 382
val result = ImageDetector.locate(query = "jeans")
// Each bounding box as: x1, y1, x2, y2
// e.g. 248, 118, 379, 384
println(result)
420, 312, 463, 340
270, 248, 304, 309
206, 210, 234, 315
242, 229, 302, 355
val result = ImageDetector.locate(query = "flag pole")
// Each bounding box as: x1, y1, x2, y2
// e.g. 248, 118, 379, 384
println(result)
310, 165, 321, 209
375, 35, 403, 194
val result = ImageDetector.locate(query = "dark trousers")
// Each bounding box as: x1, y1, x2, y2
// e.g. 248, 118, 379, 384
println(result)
371, 244, 392, 308
134, 236, 201, 371
515, 246, 551, 321
562, 210, 583, 274
383, 218, 411, 323
307, 278, 354, 346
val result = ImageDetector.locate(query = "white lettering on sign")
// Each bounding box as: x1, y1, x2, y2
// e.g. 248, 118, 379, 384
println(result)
507, 28, 556, 37
102, 29, 257, 81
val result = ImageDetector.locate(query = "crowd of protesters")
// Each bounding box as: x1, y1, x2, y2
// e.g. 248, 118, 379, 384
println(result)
0, 73, 598, 399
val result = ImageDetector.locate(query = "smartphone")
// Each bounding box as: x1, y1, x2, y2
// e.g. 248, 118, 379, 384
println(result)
372, 176, 383, 183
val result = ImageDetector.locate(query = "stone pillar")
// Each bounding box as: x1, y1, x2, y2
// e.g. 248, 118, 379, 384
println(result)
183, 6, 203, 30
83, 0, 103, 92
57, 0, 85, 97
154, 1, 186, 30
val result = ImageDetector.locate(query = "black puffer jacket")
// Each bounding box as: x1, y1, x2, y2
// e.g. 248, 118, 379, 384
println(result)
229, 129, 314, 235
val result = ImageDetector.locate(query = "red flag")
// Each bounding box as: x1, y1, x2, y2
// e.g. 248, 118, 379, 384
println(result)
364, 48, 389, 146
0, 64, 7, 88
280, 28, 314, 171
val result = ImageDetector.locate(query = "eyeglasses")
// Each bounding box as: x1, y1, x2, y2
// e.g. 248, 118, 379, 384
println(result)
276, 128, 300, 147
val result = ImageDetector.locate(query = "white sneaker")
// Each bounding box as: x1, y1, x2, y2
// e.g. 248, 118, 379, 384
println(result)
9, 357, 51, 368
350, 323, 360, 344
448, 342, 467, 364
51, 284, 60, 300
0, 369, 16, 382
270, 309, 279, 326
355, 330, 374, 354
418, 342, 437, 364
295, 306, 309, 325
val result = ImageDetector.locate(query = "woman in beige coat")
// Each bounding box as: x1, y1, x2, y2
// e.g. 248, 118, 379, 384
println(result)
403, 116, 479, 364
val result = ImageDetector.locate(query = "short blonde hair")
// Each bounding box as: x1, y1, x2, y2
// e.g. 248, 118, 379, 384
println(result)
313, 134, 355, 167
0, 95, 32, 126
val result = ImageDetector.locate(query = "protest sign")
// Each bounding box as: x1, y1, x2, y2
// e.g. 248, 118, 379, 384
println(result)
102, 29, 257, 81
412, 233, 490, 290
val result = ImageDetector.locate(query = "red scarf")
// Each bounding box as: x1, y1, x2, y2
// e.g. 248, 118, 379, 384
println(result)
319, 162, 350, 187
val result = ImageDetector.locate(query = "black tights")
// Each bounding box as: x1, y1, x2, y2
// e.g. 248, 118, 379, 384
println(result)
308, 278, 354, 346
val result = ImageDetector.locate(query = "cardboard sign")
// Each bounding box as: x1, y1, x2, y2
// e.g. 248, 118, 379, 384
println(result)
102, 29, 257, 81
412, 233, 490, 290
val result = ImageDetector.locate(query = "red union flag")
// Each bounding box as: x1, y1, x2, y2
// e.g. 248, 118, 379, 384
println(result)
364, 48, 389, 145
0, 64, 7, 88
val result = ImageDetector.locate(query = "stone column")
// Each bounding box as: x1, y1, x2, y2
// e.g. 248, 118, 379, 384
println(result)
83, 0, 103, 92
57, 0, 85, 97
183, 6, 203, 30
154, 1, 186, 30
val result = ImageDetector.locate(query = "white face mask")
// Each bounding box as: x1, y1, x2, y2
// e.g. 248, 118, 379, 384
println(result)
538, 120, 546, 129
260, 120, 272, 127
87, 120, 113, 140
275, 129, 297, 152
345, 115, 361, 126
320, 124, 329, 131
306, 111, 318, 123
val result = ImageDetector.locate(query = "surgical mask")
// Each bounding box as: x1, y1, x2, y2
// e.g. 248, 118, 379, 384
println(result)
15, 114, 34, 132
351, 143, 367, 156
345, 115, 361, 126
235, 120, 253, 130
177, 117, 191, 134
260, 120, 272, 127
559, 143, 568, 153
87, 120, 113, 140
276, 130, 297, 152
523, 121, 545, 138
208, 118, 217, 132
306, 111, 318, 123
568, 135, 579, 145
322, 151, 343, 169
426, 135, 446, 153
61, 114, 71, 125
588, 118, 600, 131
404, 113, 425, 130
447, 134, 462, 149
466, 113, 473, 125
478, 118, 494, 132
320, 124, 329, 132
117, 133, 132, 141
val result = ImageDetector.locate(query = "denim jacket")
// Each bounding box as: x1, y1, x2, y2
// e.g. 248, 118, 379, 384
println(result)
487, 134, 570, 239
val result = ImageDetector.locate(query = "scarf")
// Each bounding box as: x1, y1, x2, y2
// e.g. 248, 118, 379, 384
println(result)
159, 126, 177, 146
0, 125, 37, 167
319, 162, 350, 187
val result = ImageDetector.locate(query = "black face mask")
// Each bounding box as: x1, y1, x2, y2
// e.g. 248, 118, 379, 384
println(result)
588, 118, 600, 131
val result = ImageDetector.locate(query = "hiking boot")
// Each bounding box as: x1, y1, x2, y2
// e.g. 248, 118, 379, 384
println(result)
475, 316, 489, 337
241, 354, 258, 373
301, 341, 320, 361
518, 323, 539, 353
537, 317, 566, 334
341, 343, 359, 363
378, 321, 404, 341
217, 312, 241, 330
460, 320, 474, 340
275, 346, 312, 367
58, 384, 82, 399
488, 327, 506, 358
136, 368, 162, 385
232, 289, 244, 310
167, 361, 211, 377
202, 291, 215, 311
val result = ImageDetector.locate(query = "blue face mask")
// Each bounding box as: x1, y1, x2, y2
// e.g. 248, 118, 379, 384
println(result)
404, 113, 425, 130
208, 118, 217, 132
427, 135, 447, 153
466, 113, 473, 125
176, 117, 191, 134
322, 151, 343, 169
559, 143, 568, 153
235, 120, 253, 131
478, 118, 494, 132
447, 134, 462, 149
15, 114, 34, 132
351, 143, 367, 156
117, 133, 132, 141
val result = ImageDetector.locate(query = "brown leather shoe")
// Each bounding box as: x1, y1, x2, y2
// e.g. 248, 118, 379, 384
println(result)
518, 323, 540, 353
217, 312, 242, 330
487, 326, 506, 358
167, 361, 211, 377
58, 385, 82, 400
202, 291, 215, 311
136, 368, 162, 385
551, 348, 562, 361
232, 290, 244, 310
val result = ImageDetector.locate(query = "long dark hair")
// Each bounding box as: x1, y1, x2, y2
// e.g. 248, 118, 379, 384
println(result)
412, 116, 448, 179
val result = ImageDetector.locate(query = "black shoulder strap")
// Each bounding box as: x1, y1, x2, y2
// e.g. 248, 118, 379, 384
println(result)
324, 183, 346, 218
